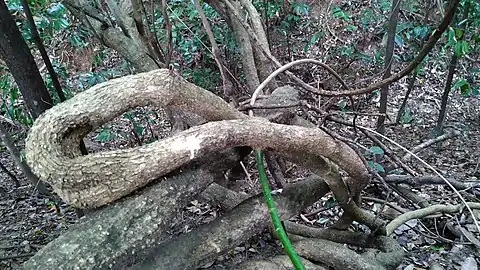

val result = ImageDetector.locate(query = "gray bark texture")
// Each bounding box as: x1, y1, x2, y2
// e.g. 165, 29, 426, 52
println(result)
23, 150, 246, 269
25, 69, 369, 209
132, 176, 330, 269
23, 68, 375, 269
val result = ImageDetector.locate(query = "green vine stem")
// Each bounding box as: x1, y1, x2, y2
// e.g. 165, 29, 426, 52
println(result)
255, 150, 306, 270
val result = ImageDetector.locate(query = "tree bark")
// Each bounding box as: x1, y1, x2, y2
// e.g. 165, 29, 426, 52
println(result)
376, 0, 400, 134
0, 0, 53, 119
23, 149, 246, 270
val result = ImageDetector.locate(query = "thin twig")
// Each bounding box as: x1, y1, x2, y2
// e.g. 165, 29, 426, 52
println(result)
250, 59, 347, 110
162, 0, 173, 66
363, 196, 406, 214
225, 0, 460, 97
239, 103, 300, 111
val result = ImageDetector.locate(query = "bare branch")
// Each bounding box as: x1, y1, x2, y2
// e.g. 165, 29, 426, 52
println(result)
386, 202, 480, 236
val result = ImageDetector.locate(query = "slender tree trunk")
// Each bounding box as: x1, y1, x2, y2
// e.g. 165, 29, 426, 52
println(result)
434, 4, 469, 135
396, 2, 432, 124
0, 0, 53, 119
20, 0, 66, 102
0, 122, 48, 194
435, 54, 458, 135
376, 0, 401, 134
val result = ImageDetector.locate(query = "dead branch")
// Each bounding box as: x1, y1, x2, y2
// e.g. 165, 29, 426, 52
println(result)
386, 202, 480, 236
64, 0, 162, 72
199, 182, 252, 211
0, 122, 47, 194
385, 174, 480, 191
402, 130, 461, 161
161, 0, 172, 66
293, 238, 397, 270
250, 59, 349, 106
193, 0, 232, 98
284, 222, 404, 270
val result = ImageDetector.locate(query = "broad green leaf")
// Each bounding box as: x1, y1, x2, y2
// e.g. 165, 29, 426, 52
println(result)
369, 146, 384, 155
134, 123, 144, 136
400, 110, 413, 124
394, 35, 404, 46
367, 161, 385, 172
374, 163, 385, 173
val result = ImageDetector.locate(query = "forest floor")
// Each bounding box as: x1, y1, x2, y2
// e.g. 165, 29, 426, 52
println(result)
1, 1, 480, 269
0, 62, 479, 269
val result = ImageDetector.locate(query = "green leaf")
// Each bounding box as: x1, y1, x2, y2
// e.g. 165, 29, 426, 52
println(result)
331, 6, 349, 20
454, 40, 469, 56
291, 2, 311, 15
374, 163, 385, 173
317, 217, 330, 224
47, 3, 65, 17
413, 26, 428, 39
367, 161, 385, 173
134, 123, 144, 136
455, 28, 464, 39
346, 24, 358, 32
369, 146, 384, 155
453, 78, 470, 95
400, 109, 413, 124
446, 27, 456, 46
96, 128, 116, 142
394, 35, 404, 46
324, 196, 337, 208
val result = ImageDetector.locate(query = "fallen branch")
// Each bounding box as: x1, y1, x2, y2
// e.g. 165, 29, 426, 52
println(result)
386, 202, 480, 236
385, 174, 480, 191
402, 130, 461, 161
284, 222, 404, 269
0, 122, 47, 194
133, 175, 329, 269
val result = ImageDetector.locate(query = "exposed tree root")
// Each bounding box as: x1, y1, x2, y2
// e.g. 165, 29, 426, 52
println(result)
25, 69, 368, 210
23, 149, 245, 269
386, 202, 480, 236
402, 130, 461, 161
131, 176, 329, 269
236, 255, 327, 270
385, 174, 480, 192
199, 182, 403, 270
23, 69, 401, 269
